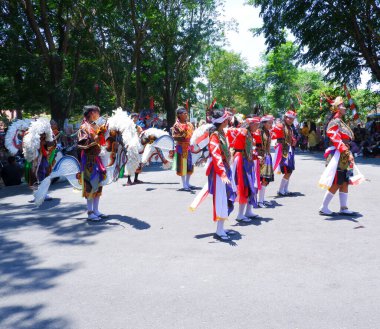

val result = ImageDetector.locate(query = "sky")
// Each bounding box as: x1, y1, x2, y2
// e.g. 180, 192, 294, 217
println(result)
221, 0, 375, 89
222, 0, 266, 67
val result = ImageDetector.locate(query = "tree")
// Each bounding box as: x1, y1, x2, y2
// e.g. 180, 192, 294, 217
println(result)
207, 49, 248, 107
248, 0, 380, 84
262, 41, 299, 115
151, 0, 224, 127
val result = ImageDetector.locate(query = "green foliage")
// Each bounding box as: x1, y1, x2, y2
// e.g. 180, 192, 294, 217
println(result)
248, 0, 380, 84
207, 48, 248, 108
0, 0, 225, 127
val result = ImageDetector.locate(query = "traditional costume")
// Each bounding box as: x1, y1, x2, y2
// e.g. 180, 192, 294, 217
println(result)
190, 110, 236, 241
246, 116, 262, 212
77, 106, 107, 220
125, 114, 144, 186
226, 125, 257, 221
318, 97, 362, 216
172, 107, 194, 190
271, 110, 297, 196
22, 118, 55, 201
254, 115, 274, 208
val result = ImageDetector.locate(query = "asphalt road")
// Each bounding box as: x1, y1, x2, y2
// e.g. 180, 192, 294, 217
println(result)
0, 152, 379, 329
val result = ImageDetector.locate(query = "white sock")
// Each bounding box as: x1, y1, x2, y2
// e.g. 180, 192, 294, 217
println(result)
245, 204, 256, 217
87, 199, 93, 212
279, 178, 288, 193
237, 203, 246, 219
216, 220, 226, 236
181, 176, 187, 188
284, 179, 290, 193
93, 197, 100, 215
339, 192, 348, 209
259, 186, 266, 203
185, 174, 191, 187
320, 191, 334, 213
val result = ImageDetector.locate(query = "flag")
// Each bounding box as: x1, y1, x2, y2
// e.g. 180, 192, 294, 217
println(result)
343, 84, 359, 120
149, 97, 154, 110
209, 98, 217, 109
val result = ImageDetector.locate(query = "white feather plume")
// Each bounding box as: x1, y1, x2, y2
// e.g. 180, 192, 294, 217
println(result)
22, 118, 53, 162
107, 108, 141, 175
190, 124, 213, 146
141, 127, 169, 140
5, 119, 32, 155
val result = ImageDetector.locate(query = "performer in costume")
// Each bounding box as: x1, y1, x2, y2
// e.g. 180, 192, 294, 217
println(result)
226, 119, 258, 222
271, 110, 297, 196
77, 105, 107, 221
255, 115, 274, 208
125, 113, 144, 186
246, 116, 262, 215
23, 118, 55, 201
49, 120, 61, 167
319, 97, 358, 216
172, 107, 195, 191
189, 109, 236, 241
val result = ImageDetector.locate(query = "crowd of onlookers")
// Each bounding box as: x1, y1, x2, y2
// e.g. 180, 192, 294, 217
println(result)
295, 115, 380, 157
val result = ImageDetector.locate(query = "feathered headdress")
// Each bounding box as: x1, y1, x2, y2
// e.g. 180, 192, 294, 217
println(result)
22, 118, 53, 162
5, 119, 32, 155
107, 107, 142, 175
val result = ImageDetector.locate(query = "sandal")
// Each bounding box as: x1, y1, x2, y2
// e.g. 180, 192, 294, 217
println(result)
236, 216, 251, 223
214, 233, 230, 241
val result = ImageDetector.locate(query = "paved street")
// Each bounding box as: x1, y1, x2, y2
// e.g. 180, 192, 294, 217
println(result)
0, 152, 379, 329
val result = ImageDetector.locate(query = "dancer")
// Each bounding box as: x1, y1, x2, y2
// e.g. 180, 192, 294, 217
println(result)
246, 116, 262, 213
125, 113, 143, 185
172, 107, 194, 191
190, 109, 236, 241
272, 110, 297, 196
77, 105, 108, 221
226, 119, 258, 223
319, 97, 358, 216
23, 118, 55, 201
255, 115, 275, 208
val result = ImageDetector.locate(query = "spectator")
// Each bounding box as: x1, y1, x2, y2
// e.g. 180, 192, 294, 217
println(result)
1, 156, 22, 186
300, 122, 309, 151
308, 122, 319, 152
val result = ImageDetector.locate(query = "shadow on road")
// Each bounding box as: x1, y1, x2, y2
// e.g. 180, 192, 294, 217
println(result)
194, 230, 242, 246
231, 216, 274, 227
106, 214, 151, 230
273, 192, 305, 199
0, 234, 76, 328
0, 304, 71, 329
323, 213, 363, 223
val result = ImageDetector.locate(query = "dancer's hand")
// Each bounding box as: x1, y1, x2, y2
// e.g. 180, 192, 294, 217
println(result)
349, 153, 354, 163
221, 176, 231, 185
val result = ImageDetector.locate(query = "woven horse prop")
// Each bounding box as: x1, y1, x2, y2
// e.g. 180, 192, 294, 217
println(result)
140, 128, 174, 169
190, 124, 213, 166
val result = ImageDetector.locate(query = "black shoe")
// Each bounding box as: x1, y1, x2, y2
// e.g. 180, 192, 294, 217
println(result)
319, 210, 337, 217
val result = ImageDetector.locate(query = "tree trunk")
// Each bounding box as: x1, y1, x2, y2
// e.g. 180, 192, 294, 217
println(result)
49, 55, 68, 127
134, 48, 144, 111
163, 81, 178, 128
